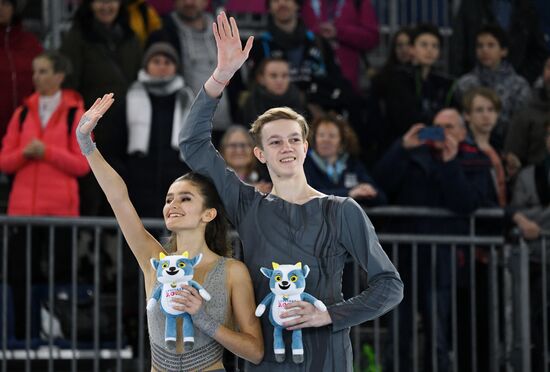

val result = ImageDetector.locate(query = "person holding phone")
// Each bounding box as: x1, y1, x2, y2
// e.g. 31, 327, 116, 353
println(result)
375, 108, 496, 372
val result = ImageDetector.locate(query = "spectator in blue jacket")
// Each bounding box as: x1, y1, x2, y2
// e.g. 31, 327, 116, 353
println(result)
304, 113, 386, 206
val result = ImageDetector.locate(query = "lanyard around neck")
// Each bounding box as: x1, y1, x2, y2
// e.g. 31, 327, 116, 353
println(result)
310, 0, 346, 21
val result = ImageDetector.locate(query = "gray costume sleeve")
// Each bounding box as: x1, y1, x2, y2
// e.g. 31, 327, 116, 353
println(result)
327, 198, 404, 332
178, 88, 256, 226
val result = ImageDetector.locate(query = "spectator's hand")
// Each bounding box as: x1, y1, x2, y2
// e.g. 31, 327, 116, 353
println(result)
171, 284, 204, 315
402, 123, 426, 149
319, 22, 337, 40
349, 183, 378, 199
22, 139, 45, 159
254, 181, 272, 194
212, 12, 254, 82
280, 301, 332, 330
505, 152, 521, 178
513, 212, 541, 240
441, 134, 459, 162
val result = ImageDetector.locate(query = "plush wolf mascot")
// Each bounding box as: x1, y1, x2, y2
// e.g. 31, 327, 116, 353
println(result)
147, 252, 211, 350
255, 262, 327, 363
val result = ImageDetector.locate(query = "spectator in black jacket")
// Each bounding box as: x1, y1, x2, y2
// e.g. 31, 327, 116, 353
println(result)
240, 57, 306, 126
125, 42, 194, 219
246, 0, 355, 116
376, 108, 496, 372
370, 24, 457, 160
365, 26, 413, 164
504, 55, 550, 174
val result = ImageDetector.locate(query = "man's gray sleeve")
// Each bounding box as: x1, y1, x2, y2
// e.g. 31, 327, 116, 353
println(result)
179, 87, 255, 226
327, 198, 404, 332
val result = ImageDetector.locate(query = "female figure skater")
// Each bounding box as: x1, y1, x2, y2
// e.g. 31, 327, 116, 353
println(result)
75, 95, 263, 371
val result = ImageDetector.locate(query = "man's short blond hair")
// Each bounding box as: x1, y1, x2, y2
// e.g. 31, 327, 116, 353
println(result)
249, 107, 309, 148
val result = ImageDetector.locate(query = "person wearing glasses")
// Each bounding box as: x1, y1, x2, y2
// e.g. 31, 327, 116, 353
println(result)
219, 126, 272, 194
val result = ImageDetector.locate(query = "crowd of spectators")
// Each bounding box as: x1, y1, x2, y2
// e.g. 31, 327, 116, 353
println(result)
0, 0, 549, 368
1, 0, 547, 224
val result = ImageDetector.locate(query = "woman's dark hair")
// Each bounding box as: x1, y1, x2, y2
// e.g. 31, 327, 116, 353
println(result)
72, 0, 134, 41
35, 50, 73, 75
309, 113, 361, 157
166, 172, 231, 257
411, 23, 443, 45
254, 57, 289, 80
2, 0, 23, 25
475, 24, 509, 49
383, 26, 413, 70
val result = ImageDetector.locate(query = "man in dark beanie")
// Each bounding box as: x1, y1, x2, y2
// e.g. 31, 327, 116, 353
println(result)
141, 41, 181, 73
125, 41, 194, 219
147, 0, 233, 144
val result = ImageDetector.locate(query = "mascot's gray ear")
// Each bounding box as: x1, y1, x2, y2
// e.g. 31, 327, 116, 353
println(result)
303, 265, 310, 278
260, 267, 273, 278
151, 258, 160, 270
192, 253, 203, 267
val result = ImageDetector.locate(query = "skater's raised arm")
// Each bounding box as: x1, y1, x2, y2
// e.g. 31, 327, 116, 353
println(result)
204, 12, 253, 98
76, 94, 163, 272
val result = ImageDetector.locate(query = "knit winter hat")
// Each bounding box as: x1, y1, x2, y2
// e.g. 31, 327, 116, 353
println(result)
142, 42, 180, 69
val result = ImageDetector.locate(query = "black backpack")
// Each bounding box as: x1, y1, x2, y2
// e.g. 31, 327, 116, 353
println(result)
18, 105, 78, 135
0, 105, 78, 212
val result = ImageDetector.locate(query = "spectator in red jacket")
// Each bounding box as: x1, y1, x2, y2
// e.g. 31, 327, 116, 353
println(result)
301, 0, 379, 91
0, 50, 89, 216
0, 0, 43, 144
1, 50, 89, 338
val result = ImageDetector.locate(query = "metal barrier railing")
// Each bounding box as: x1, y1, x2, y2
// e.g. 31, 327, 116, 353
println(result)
512, 233, 550, 372
0, 216, 163, 372
4, 209, 547, 372
366, 234, 505, 372
1, 207, 530, 372
351, 207, 508, 372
